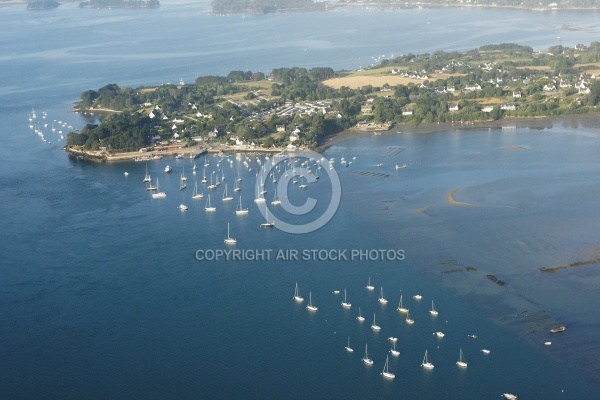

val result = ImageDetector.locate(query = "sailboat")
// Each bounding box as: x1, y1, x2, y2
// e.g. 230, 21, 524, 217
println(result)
362, 344, 373, 365
192, 182, 204, 199
378, 287, 388, 304
192, 162, 197, 171
180, 171, 187, 190
421, 350, 434, 369
235, 196, 249, 215
260, 208, 275, 228
224, 223, 237, 244
233, 179, 241, 192
201, 168, 207, 184
306, 292, 318, 311
299, 175, 308, 189
207, 175, 217, 190
341, 289, 351, 308
381, 355, 395, 379
366, 277, 375, 291
143, 163, 151, 183
181, 167, 187, 181
151, 178, 166, 198
397, 294, 408, 313
405, 311, 414, 325
390, 342, 400, 357
456, 348, 468, 368
345, 336, 354, 353
271, 191, 281, 205
204, 194, 216, 212
371, 313, 381, 331
429, 300, 439, 316
146, 179, 157, 191
293, 282, 304, 302
357, 307, 365, 322
254, 182, 266, 203
222, 184, 233, 201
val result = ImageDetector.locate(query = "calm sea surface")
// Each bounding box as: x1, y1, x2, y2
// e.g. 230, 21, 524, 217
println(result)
1, 1, 600, 398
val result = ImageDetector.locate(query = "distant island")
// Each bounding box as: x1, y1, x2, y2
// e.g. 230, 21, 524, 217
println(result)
210, 0, 600, 13
79, 0, 159, 9
65, 41, 600, 160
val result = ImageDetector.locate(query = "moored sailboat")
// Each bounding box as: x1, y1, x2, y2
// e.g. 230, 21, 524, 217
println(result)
456, 348, 468, 368
293, 282, 304, 302
306, 292, 318, 311
341, 288, 351, 308
362, 344, 373, 366
421, 350, 434, 369
381, 355, 395, 379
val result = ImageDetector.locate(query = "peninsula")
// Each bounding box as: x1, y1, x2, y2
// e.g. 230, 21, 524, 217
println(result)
65, 42, 600, 161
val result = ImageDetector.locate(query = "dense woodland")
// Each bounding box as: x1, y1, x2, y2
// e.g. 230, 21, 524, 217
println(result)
67, 42, 600, 152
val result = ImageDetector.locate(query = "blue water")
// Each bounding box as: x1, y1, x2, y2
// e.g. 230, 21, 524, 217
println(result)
2, 1, 600, 398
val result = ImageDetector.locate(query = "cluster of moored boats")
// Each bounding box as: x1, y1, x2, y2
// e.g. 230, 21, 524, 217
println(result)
130, 152, 333, 242
294, 278, 518, 397
26, 107, 68, 145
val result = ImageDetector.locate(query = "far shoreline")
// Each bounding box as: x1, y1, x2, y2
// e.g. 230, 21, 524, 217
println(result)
315, 113, 600, 152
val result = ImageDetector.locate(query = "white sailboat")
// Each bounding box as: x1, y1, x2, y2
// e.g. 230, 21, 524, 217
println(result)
293, 282, 304, 302
405, 311, 414, 325
456, 348, 468, 368
151, 178, 166, 198
254, 186, 266, 203
345, 336, 354, 353
180, 172, 187, 190
207, 175, 217, 190
429, 300, 439, 316
421, 350, 434, 369
341, 288, 351, 308
362, 344, 373, 366
299, 175, 308, 189
366, 277, 375, 291
146, 180, 157, 191
235, 196, 249, 215
143, 163, 151, 183
233, 179, 241, 192
204, 194, 216, 212
192, 182, 204, 199
357, 307, 365, 322
271, 191, 281, 205
381, 355, 395, 379
306, 292, 318, 311
260, 208, 274, 228
201, 168, 207, 184
222, 184, 233, 201
224, 223, 237, 244
390, 342, 400, 357
397, 294, 408, 313
181, 167, 187, 181
371, 313, 381, 331
378, 287, 388, 304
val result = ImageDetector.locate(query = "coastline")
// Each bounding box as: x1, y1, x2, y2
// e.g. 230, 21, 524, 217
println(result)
315, 113, 600, 152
